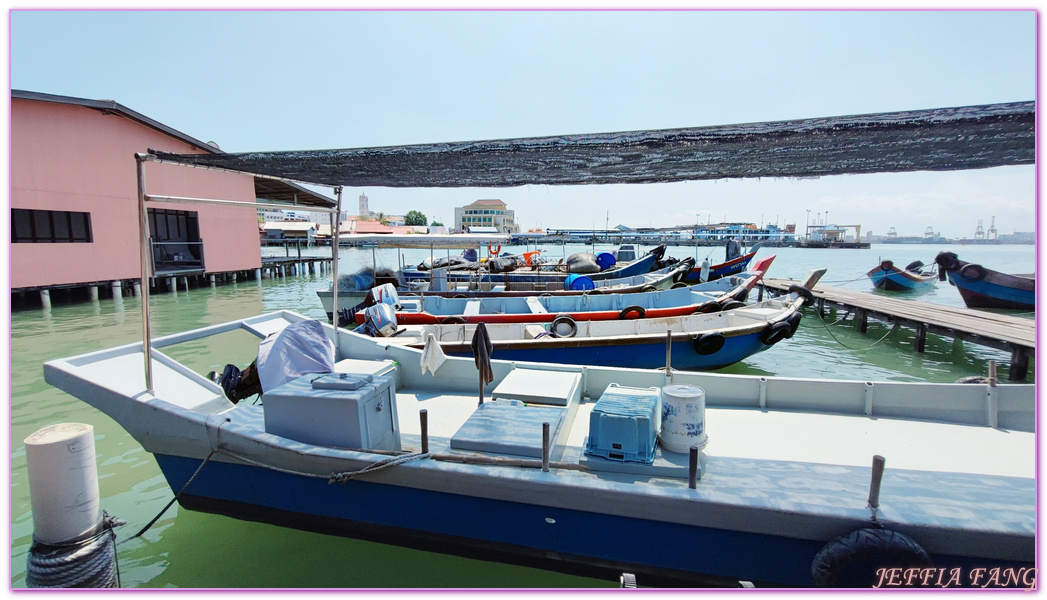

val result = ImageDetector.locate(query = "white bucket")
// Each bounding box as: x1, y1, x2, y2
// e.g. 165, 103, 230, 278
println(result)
659, 384, 708, 453
24, 423, 101, 544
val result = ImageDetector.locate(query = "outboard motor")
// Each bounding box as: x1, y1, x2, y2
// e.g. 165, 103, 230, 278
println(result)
361, 304, 399, 337
368, 283, 401, 309
726, 239, 743, 261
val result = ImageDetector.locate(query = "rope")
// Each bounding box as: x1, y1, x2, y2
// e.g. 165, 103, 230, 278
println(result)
812, 308, 900, 352
26, 512, 124, 588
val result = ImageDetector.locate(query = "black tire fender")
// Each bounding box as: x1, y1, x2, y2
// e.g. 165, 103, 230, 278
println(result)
934, 251, 960, 273
719, 300, 745, 312
692, 332, 725, 355
618, 305, 646, 320
640, 284, 657, 293
697, 301, 722, 314
784, 311, 803, 338
811, 527, 932, 588
731, 287, 749, 303
959, 263, 987, 282
442, 316, 467, 325
671, 282, 690, 289
879, 260, 894, 271
549, 314, 577, 338
788, 284, 816, 306
760, 321, 791, 345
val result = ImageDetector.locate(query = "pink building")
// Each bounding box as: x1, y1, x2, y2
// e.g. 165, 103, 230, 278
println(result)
11, 90, 333, 299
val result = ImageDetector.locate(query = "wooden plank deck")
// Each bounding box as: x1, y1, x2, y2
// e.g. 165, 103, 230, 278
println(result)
760, 278, 1035, 381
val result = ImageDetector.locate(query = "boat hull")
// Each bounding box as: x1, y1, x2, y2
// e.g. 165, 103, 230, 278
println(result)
935, 253, 1034, 310
683, 249, 759, 284
437, 330, 774, 370
866, 266, 937, 292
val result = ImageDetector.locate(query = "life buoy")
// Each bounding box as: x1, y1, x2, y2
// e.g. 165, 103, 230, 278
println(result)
811, 527, 931, 588
784, 311, 803, 338
488, 244, 501, 255
760, 321, 791, 345
692, 332, 725, 355
959, 263, 987, 282
697, 301, 721, 314
719, 300, 745, 312
788, 284, 816, 306
618, 306, 646, 320
550, 314, 577, 338
442, 316, 467, 325
879, 260, 894, 271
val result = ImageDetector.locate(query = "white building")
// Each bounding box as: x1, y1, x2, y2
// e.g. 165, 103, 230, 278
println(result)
454, 199, 519, 233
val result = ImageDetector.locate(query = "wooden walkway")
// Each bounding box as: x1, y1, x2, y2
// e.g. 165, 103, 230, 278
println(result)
760, 278, 1035, 381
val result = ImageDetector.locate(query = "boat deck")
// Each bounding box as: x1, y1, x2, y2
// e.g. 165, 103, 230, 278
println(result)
760, 278, 1035, 380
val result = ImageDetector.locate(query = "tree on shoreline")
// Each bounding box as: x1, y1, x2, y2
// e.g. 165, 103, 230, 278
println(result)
405, 210, 427, 226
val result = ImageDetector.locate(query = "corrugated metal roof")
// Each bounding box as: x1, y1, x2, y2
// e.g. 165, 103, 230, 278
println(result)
148, 101, 1034, 188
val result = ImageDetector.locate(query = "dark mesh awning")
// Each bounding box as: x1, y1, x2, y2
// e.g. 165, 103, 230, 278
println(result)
150, 101, 1034, 188
254, 178, 334, 207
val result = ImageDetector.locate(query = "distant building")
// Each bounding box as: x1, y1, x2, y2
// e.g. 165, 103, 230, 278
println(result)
359, 193, 369, 217
454, 199, 519, 234
262, 221, 316, 244
11, 90, 332, 296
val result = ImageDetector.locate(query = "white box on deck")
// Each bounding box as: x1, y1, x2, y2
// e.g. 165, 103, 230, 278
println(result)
491, 368, 582, 407
263, 373, 401, 452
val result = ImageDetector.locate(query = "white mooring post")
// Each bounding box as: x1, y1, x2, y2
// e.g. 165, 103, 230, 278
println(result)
24, 423, 119, 588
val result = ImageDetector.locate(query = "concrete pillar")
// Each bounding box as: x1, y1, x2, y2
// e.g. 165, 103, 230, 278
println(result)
232, 272, 238, 283
209, 275, 216, 287
88, 286, 99, 301
133, 282, 142, 296
180, 277, 189, 292
167, 277, 176, 293
254, 268, 262, 281
111, 280, 123, 298
40, 289, 51, 309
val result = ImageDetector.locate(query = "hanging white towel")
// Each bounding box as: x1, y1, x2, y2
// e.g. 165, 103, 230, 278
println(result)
420, 333, 447, 376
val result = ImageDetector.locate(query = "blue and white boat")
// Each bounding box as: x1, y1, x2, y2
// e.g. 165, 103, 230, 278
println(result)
368, 255, 775, 326
682, 242, 763, 284
935, 252, 1034, 310
43, 309, 1035, 588
357, 269, 814, 371
865, 259, 938, 293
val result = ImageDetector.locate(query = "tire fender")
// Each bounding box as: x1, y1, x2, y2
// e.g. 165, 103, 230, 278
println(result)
760, 321, 791, 345
692, 332, 725, 355
788, 284, 816, 306
959, 263, 987, 282
549, 314, 577, 338
811, 527, 931, 588
618, 305, 646, 320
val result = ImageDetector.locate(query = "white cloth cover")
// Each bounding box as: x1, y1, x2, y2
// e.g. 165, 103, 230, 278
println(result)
420, 333, 447, 376
257, 320, 335, 392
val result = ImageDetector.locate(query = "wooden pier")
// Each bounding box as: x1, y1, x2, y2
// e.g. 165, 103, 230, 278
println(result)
760, 278, 1035, 381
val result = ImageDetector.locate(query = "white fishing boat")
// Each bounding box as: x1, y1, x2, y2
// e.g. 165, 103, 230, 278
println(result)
43, 309, 1035, 588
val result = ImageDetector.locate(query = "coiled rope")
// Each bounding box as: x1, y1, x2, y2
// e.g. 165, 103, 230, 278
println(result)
26, 512, 125, 588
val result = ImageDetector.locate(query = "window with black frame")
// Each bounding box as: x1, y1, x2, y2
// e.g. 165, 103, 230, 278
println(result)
12, 208, 93, 243
147, 208, 204, 270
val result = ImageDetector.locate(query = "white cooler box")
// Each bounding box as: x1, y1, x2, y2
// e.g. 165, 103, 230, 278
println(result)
263, 372, 401, 452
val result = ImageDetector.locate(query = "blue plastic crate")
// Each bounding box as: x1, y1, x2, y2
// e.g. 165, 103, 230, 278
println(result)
584, 384, 661, 464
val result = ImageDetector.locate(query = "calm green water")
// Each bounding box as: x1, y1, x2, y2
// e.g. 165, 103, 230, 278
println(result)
9, 243, 1035, 588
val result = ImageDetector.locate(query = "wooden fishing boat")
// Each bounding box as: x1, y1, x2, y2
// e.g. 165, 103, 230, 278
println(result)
355, 269, 813, 371
934, 251, 1035, 310
43, 310, 1035, 588
400, 244, 669, 288
360, 256, 775, 326
865, 259, 938, 292
319, 258, 697, 322
682, 242, 763, 284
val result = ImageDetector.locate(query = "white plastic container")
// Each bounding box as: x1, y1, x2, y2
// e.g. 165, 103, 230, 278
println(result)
659, 384, 708, 453
24, 423, 101, 544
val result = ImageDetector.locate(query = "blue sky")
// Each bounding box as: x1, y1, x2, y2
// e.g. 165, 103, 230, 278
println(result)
8, 9, 1037, 238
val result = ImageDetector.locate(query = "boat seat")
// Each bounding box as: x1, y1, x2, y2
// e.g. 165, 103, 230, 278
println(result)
450, 402, 567, 457
525, 297, 548, 314
463, 300, 483, 316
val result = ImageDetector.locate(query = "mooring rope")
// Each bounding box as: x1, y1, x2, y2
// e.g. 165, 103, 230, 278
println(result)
26, 511, 124, 588
813, 308, 900, 352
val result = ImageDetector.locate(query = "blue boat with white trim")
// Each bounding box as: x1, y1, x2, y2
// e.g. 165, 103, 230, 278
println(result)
934, 251, 1034, 310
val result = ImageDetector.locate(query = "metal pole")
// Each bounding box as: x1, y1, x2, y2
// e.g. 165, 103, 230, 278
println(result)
332, 187, 342, 346
135, 154, 154, 393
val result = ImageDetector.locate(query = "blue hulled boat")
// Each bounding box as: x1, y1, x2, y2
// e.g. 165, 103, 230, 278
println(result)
934, 251, 1034, 310
865, 259, 937, 292
682, 242, 763, 284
